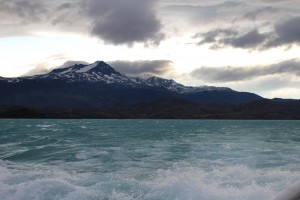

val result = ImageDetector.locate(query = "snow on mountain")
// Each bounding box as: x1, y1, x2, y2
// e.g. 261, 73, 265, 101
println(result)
36, 61, 142, 86
0, 76, 21, 83
0, 61, 265, 107
141, 75, 232, 93
76, 62, 98, 73
0, 61, 232, 93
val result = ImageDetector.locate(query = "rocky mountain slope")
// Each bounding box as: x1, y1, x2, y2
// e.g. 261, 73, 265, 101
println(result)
0, 61, 262, 108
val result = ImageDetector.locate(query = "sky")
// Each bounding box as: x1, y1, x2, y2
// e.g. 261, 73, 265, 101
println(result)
0, 0, 300, 99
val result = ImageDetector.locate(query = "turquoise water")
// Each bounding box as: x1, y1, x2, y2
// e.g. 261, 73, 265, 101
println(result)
0, 120, 299, 200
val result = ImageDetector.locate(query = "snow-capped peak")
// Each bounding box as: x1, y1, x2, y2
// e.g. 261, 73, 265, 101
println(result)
0, 60, 234, 93
76, 62, 98, 73
49, 61, 119, 75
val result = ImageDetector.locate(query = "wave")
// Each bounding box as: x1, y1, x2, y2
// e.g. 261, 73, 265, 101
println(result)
0, 160, 299, 200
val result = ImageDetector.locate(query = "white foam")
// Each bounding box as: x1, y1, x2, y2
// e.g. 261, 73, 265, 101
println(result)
75, 149, 108, 160
36, 124, 54, 128
1, 159, 298, 200
0, 161, 96, 200
142, 165, 296, 200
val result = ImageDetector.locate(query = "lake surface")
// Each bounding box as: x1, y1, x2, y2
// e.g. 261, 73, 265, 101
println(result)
0, 120, 299, 200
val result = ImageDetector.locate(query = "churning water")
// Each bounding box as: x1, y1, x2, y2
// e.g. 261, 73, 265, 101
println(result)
0, 119, 299, 200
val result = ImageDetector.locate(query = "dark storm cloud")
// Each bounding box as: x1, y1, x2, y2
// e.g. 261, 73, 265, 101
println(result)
163, 1, 300, 50
190, 59, 300, 82
0, 0, 164, 45
83, 0, 164, 45
196, 28, 238, 45
0, 0, 84, 25
266, 16, 300, 48
229, 29, 268, 48
0, 0, 82, 37
57, 2, 74, 10
164, 1, 242, 23
109, 60, 174, 75
262, 0, 293, 2
195, 16, 300, 50
196, 28, 267, 49
163, 0, 294, 25
242, 6, 279, 21
1, 0, 299, 48
0, 0, 47, 23
50, 2, 83, 27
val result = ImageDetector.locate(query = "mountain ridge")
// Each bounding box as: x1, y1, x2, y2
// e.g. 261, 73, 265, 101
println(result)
0, 60, 263, 108
0, 60, 239, 92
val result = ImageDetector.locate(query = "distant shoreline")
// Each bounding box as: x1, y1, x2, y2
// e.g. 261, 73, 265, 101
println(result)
1, 99, 300, 120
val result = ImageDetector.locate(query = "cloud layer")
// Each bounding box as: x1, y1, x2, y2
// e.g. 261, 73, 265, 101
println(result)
194, 16, 300, 50
0, 0, 164, 45
0, 0, 47, 23
1, 0, 299, 48
83, 0, 164, 45
24, 60, 89, 76
109, 60, 174, 75
191, 59, 300, 82
164, 1, 300, 50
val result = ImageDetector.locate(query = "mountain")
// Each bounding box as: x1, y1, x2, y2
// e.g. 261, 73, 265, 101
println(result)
0, 61, 263, 109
